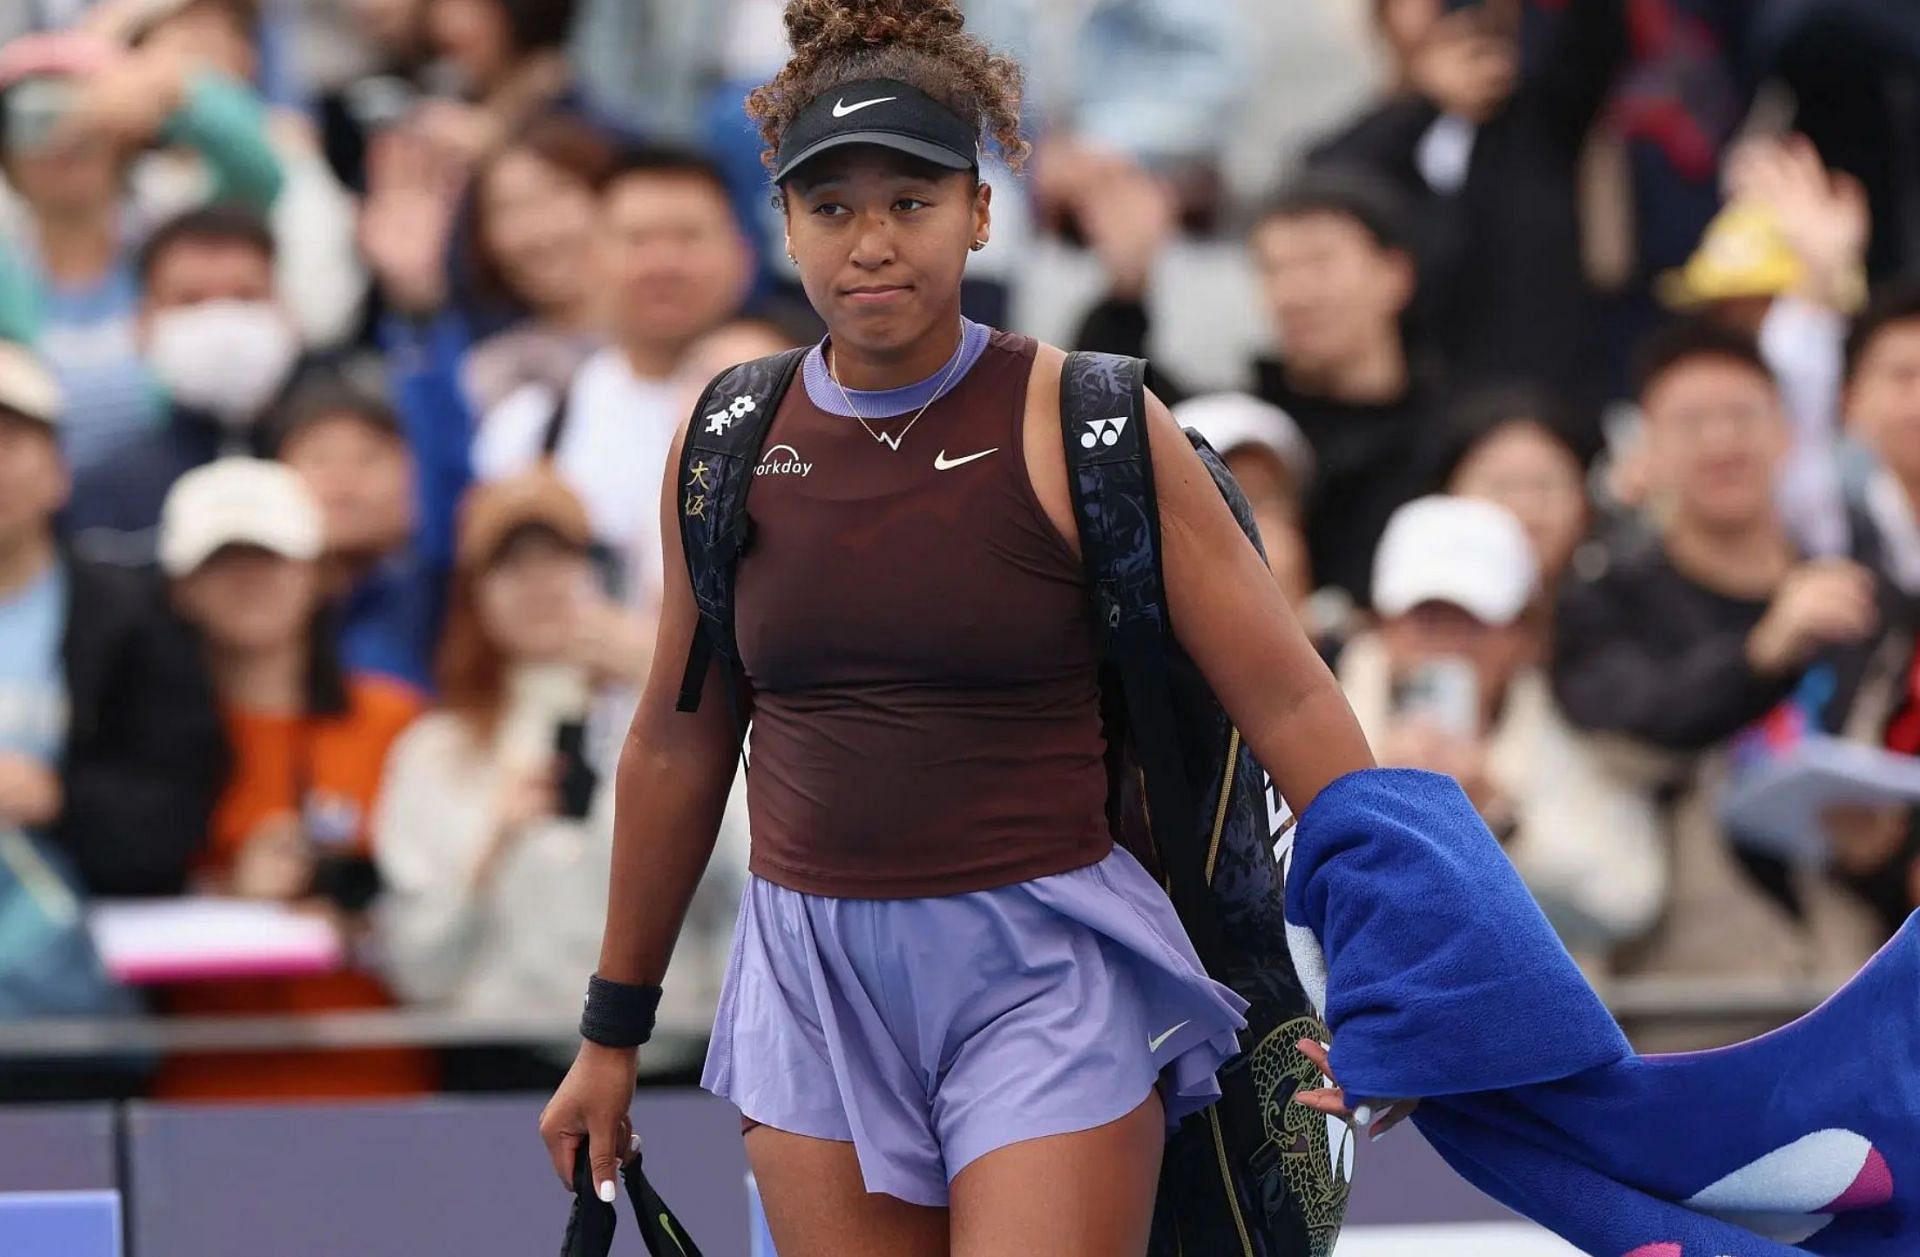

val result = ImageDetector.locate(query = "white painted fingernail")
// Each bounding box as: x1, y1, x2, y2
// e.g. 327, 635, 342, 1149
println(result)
1352, 1105, 1374, 1128
1370, 1125, 1387, 1143
597, 1179, 616, 1203
629, 1132, 642, 1155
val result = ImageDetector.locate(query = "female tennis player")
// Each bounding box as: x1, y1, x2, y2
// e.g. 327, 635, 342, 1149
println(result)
540, 2, 1395, 1252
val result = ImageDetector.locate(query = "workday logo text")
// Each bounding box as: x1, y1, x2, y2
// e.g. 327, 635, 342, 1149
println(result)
756, 444, 813, 477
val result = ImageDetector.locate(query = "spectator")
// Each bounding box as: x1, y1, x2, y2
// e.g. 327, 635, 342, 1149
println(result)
411, 0, 582, 167
152, 456, 430, 1098
1554, 321, 1880, 751
0, 28, 283, 473
314, 0, 434, 195
1851, 283, 1920, 599
474, 143, 753, 608
981, 0, 1253, 239
1659, 136, 1872, 556
267, 378, 442, 693
354, 115, 621, 596
1554, 321, 1885, 1039
1844, 282, 1920, 930
454, 115, 614, 413
65, 204, 299, 560
1169, 392, 1315, 620
371, 472, 615, 1089
1340, 496, 1665, 963
1432, 384, 1592, 595
0, 340, 224, 897
1309, 0, 1629, 422
1077, 166, 1435, 605
128, 0, 370, 349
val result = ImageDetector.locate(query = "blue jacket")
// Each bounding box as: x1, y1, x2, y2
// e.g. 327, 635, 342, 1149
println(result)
62, 407, 233, 566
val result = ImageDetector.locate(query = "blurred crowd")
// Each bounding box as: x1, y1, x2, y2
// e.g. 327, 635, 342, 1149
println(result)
6, 0, 1920, 1101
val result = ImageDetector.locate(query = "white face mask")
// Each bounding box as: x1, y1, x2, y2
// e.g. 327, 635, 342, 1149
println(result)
147, 300, 301, 428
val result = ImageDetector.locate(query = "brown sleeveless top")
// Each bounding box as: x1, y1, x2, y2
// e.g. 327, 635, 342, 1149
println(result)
734, 331, 1111, 897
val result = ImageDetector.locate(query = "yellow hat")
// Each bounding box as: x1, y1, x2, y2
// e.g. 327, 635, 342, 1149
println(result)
1657, 202, 1804, 309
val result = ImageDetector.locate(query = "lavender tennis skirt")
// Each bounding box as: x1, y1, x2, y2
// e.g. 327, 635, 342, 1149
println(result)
700, 843, 1249, 1206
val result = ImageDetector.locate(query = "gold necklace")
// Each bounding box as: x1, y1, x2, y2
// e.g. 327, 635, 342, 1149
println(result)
827, 340, 968, 452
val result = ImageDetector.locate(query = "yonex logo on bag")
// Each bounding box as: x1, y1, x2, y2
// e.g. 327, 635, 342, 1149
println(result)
1081, 416, 1129, 449
755, 444, 813, 477
706, 394, 759, 435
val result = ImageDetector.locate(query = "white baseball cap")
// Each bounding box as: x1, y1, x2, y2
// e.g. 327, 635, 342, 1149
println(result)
1173, 393, 1315, 492
158, 457, 324, 578
0, 341, 62, 427
1371, 496, 1538, 626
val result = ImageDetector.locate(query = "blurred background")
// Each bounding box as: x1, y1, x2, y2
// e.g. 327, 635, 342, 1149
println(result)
4, 0, 1920, 1252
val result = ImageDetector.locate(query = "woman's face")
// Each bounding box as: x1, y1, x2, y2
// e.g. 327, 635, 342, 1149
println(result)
784, 149, 987, 363
426, 0, 515, 91
479, 147, 597, 316
174, 548, 320, 654
279, 414, 415, 561
475, 529, 592, 662
1448, 420, 1588, 583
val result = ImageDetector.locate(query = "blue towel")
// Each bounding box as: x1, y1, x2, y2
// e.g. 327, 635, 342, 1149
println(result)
1286, 768, 1918, 1257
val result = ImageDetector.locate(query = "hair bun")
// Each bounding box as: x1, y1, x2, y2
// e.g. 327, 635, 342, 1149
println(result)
748, 0, 1029, 175
785, 0, 968, 62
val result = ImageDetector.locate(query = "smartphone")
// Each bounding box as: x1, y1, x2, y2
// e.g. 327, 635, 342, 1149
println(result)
1391, 657, 1481, 739
4, 78, 78, 154
553, 719, 599, 821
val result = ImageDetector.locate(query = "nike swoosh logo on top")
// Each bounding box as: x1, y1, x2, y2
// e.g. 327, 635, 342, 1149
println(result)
659, 1212, 690, 1256
934, 448, 999, 471
1148, 1021, 1190, 1053
833, 96, 897, 118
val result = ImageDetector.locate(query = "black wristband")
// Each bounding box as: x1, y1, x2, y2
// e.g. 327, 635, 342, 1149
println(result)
580, 975, 663, 1048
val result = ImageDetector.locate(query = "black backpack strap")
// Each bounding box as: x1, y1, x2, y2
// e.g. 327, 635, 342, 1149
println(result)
563, 1143, 703, 1257
1058, 351, 1229, 969
673, 347, 809, 742
540, 380, 575, 458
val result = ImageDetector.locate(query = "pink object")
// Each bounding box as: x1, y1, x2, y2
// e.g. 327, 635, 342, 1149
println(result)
1622, 1245, 1683, 1257
0, 32, 118, 90
1826, 1145, 1895, 1213
88, 899, 345, 986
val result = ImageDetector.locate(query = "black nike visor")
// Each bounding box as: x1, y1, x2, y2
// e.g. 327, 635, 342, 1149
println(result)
773, 79, 980, 185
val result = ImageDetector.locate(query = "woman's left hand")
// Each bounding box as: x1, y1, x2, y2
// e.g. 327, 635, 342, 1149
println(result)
1292, 1038, 1420, 1142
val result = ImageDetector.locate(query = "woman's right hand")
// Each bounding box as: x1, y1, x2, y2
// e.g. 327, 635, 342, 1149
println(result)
358, 127, 464, 317
539, 1042, 642, 1202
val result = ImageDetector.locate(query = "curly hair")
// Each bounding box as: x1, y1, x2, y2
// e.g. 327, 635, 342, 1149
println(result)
745, 0, 1029, 176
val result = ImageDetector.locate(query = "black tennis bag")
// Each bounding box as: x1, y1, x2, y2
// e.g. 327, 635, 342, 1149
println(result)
561, 1144, 702, 1257
668, 347, 1348, 1257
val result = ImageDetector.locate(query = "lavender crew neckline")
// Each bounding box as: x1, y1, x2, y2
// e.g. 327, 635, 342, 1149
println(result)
801, 318, 992, 418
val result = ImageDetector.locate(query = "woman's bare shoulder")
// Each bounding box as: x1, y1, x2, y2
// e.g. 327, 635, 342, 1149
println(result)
1021, 341, 1078, 552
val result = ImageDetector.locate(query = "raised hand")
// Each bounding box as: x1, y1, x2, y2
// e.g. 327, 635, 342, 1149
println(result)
1724, 134, 1869, 311
357, 125, 467, 316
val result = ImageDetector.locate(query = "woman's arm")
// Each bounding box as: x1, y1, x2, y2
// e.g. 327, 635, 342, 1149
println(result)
591, 421, 746, 986
0, 237, 37, 343
539, 418, 743, 1196
1022, 347, 1374, 813
160, 69, 285, 210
